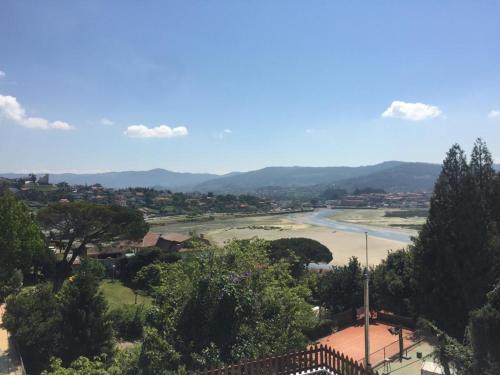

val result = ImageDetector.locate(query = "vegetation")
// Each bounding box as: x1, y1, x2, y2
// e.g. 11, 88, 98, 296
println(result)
384, 209, 428, 218
119, 247, 181, 286
314, 257, 363, 314
412, 140, 499, 338
107, 305, 145, 341
268, 237, 332, 277
138, 240, 315, 373
2, 140, 500, 374
371, 249, 414, 315
0, 192, 54, 299
3, 260, 113, 373
57, 260, 113, 364
99, 280, 151, 309
37, 201, 148, 290
2, 283, 62, 373
41, 349, 140, 375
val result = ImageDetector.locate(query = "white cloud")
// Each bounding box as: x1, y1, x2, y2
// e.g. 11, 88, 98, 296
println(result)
100, 118, 114, 125
0, 95, 74, 130
214, 128, 232, 139
0, 70, 5, 78
488, 110, 500, 119
382, 100, 442, 121
51, 121, 73, 130
124, 124, 188, 138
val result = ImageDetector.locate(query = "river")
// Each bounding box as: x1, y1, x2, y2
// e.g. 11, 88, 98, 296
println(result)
291, 208, 415, 244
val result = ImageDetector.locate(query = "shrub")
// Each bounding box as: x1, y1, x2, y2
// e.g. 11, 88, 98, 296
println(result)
108, 305, 145, 341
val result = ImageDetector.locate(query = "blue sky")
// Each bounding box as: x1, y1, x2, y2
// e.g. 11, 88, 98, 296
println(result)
1, 0, 500, 174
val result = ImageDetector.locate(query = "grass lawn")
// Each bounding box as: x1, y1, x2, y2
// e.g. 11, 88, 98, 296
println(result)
99, 279, 152, 310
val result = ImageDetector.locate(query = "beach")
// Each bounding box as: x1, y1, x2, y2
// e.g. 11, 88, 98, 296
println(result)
151, 209, 412, 266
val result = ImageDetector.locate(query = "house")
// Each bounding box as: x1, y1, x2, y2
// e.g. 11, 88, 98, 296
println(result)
142, 231, 192, 252
38, 174, 49, 185
86, 247, 130, 272
87, 247, 129, 260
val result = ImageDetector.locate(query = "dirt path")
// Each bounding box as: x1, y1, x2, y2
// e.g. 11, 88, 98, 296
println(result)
0, 304, 23, 375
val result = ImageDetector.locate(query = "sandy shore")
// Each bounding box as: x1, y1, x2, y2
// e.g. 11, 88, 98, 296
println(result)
152, 211, 410, 266
207, 221, 408, 266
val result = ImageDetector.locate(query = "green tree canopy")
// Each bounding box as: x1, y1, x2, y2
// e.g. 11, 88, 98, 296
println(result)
411, 140, 498, 338
0, 192, 50, 295
58, 259, 113, 364
138, 240, 315, 373
268, 237, 332, 277
3, 284, 62, 373
37, 202, 148, 290
314, 257, 363, 314
371, 249, 413, 315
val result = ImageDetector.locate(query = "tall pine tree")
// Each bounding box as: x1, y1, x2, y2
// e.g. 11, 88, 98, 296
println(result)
412, 140, 497, 338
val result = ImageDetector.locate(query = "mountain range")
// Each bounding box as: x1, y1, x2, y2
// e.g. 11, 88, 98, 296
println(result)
5, 161, 493, 193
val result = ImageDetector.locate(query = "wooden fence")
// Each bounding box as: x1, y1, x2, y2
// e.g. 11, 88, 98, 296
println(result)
190, 345, 378, 375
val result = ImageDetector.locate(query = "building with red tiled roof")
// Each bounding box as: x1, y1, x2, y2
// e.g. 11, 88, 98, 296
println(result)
141, 231, 192, 252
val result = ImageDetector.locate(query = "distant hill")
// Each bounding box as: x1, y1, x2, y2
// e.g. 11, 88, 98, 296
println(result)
2, 162, 498, 192
0, 169, 220, 189
192, 161, 405, 192
334, 162, 443, 192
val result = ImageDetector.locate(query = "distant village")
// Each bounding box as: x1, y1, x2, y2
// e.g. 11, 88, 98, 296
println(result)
326, 191, 431, 209
1, 173, 431, 217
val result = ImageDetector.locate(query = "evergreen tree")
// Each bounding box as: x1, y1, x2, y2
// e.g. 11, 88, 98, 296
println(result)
412, 141, 497, 338
469, 281, 500, 375
58, 259, 113, 364
3, 284, 62, 373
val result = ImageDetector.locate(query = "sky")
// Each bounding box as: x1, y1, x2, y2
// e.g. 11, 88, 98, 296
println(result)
1, 0, 500, 174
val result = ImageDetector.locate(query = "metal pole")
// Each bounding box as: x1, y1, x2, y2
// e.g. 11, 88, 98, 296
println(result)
364, 232, 371, 370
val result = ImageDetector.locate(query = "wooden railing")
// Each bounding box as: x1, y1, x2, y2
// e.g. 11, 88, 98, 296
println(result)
190, 345, 378, 375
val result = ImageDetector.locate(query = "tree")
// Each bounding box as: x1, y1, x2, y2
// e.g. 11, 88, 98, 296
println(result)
371, 249, 414, 315
0, 192, 51, 298
315, 257, 363, 314
138, 240, 315, 373
107, 305, 145, 341
412, 142, 497, 338
468, 281, 500, 375
268, 238, 332, 277
41, 348, 140, 375
320, 187, 347, 200
37, 202, 148, 290
3, 284, 62, 374
119, 247, 180, 285
419, 319, 472, 375
58, 259, 113, 364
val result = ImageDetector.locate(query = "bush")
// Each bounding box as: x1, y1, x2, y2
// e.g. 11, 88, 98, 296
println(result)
108, 305, 145, 341
119, 248, 180, 284
3, 284, 62, 373
304, 319, 335, 341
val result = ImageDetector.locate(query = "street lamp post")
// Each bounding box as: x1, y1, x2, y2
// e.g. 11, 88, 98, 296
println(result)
364, 232, 371, 371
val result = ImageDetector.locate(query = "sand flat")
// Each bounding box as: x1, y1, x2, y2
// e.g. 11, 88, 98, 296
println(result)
152, 211, 409, 266
207, 222, 407, 266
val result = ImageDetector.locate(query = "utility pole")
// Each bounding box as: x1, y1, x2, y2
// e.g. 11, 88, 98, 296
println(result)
364, 232, 371, 371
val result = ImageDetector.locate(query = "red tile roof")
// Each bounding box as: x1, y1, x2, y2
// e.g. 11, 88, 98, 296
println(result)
160, 233, 192, 243
142, 232, 161, 247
